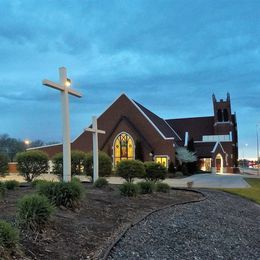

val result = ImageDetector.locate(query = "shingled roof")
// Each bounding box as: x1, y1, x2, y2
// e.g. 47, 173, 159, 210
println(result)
166, 116, 215, 141
133, 100, 181, 140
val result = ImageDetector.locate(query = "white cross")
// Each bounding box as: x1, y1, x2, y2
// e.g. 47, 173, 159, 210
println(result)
43, 67, 82, 182
85, 116, 106, 182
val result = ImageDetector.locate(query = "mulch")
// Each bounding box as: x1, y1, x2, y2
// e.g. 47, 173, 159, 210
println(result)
0, 183, 201, 259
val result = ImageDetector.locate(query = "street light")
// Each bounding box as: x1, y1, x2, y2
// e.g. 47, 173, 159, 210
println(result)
24, 139, 31, 147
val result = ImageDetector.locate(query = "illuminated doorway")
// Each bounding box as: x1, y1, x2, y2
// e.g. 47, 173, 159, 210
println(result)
113, 132, 134, 166
215, 153, 223, 173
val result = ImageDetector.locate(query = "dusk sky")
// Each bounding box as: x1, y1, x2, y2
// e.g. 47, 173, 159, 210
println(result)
0, 0, 259, 159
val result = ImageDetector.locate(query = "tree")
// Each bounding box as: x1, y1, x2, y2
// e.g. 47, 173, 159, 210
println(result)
16, 151, 49, 182
176, 147, 197, 176
0, 154, 8, 177
187, 138, 197, 174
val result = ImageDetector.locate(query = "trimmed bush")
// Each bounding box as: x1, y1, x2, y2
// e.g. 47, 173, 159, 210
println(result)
0, 153, 8, 177
16, 151, 49, 182
143, 162, 166, 182
119, 182, 138, 197
116, 160, 145, 182
94, 177, 108, 188
17, 194, 54, 231
0, 220, 19, 249
168, 161, 175, 174
175, 171, 183, 178
4, 180, 19, 190
156, 182, 170, 193
52, 151, 87, 177
37, 180, 84, 209
137, 181, 155, 194
85, 151, 112, 178
0, 182, 5, 198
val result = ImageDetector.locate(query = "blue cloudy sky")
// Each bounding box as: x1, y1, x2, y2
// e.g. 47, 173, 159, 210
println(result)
0, 0, 259, 159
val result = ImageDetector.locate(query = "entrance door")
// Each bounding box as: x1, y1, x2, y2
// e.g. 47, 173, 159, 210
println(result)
215, 154, 223, 173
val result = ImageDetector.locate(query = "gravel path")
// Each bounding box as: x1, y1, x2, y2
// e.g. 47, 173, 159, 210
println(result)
108, 190, 260, 260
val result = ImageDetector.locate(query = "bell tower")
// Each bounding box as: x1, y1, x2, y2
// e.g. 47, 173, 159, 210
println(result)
212, 93, 233, 135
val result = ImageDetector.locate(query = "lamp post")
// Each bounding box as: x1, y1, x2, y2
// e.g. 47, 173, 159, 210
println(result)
257, 123, 260, 176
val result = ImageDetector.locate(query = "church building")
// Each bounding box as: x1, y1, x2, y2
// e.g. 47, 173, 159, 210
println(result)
33, 93, 238, 173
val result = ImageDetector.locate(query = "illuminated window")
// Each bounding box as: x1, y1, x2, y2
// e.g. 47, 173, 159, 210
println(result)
154, 156, 168, 168
113, 132, 134, 166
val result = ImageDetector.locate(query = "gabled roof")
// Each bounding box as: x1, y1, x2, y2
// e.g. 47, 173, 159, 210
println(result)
194, 142, 216, 157
166, 116, 215, 141
132, 100, 181, 140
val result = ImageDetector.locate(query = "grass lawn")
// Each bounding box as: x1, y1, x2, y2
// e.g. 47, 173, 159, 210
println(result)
222, 178, 260, 204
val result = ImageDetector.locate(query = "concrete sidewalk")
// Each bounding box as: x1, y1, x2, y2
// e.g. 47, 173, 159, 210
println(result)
107, 174, 251, 188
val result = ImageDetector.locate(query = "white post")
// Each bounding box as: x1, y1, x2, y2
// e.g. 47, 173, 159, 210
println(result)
93, 116, 99, 182
60, 67, 71, 182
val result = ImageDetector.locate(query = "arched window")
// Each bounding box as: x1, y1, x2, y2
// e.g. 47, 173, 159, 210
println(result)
223, 109, 229, 122
113, 132, 134, 166
217, 109, 223, 122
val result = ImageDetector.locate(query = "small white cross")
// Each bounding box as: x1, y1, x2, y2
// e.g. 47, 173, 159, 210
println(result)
85, 116, 106, 182
43, 67, 82, 182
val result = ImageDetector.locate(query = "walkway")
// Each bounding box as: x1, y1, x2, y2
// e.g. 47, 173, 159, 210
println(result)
107, 173, 250, 188
108, 190, 260, 259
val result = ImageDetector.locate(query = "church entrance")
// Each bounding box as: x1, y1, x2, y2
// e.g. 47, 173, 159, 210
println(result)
215, 153, 223, 173
113, 132, 135, 166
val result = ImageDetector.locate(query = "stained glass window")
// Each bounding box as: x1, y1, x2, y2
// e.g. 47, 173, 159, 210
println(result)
114, 133, 134, 166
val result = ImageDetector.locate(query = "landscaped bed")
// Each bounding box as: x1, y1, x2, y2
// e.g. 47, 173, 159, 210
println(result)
0, 183, 201, 259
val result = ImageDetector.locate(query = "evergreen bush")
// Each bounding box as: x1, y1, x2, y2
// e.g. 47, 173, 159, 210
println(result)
84, 151, 112, 178
156, 182, 170, 193
0, 220, 19, 250
116, 160, 145, 182
168, 161, 175, 173
52, 151, 87, 177
17, 194, 54, 231
137, 181, 155, 194
16, 151, 49, 182
119, 182, 138, 197
94, 177, 108, 188
143, 161, 166, 182
0, 153, 9, 177
37, 180, 84, 209
4, 180, 19, 190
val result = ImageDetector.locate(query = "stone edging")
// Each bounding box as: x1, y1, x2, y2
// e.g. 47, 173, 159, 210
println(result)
99, 188, 207, 260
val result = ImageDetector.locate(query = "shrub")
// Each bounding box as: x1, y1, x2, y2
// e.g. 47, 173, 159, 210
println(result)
84, 151, 112, 178
0, 153, 8, 177
168, 161, 175, 174
31, 179, 50, 188
52, 151, 87, 177
16, 151, 49, 182
94, 177, 108, 188
175, 171, 183, 178
143, 162, 166, 182
0, 220, 19, 249
156, 182, 170, 193
37, 181, 84, 209
137, 181, 155, 194
17, 194, 54, 231
0, 182, 5, 198
4, 180, 19, 190
119, 182, 138, 197
116, 160, 145, 182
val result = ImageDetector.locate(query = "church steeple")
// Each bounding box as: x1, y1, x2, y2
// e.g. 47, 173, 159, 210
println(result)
213, 93, 232, 124
212, 93, 233, 135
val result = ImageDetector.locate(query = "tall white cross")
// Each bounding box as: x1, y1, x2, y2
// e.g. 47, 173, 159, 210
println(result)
43, 67, 82, 182
85, 116, 106, 182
